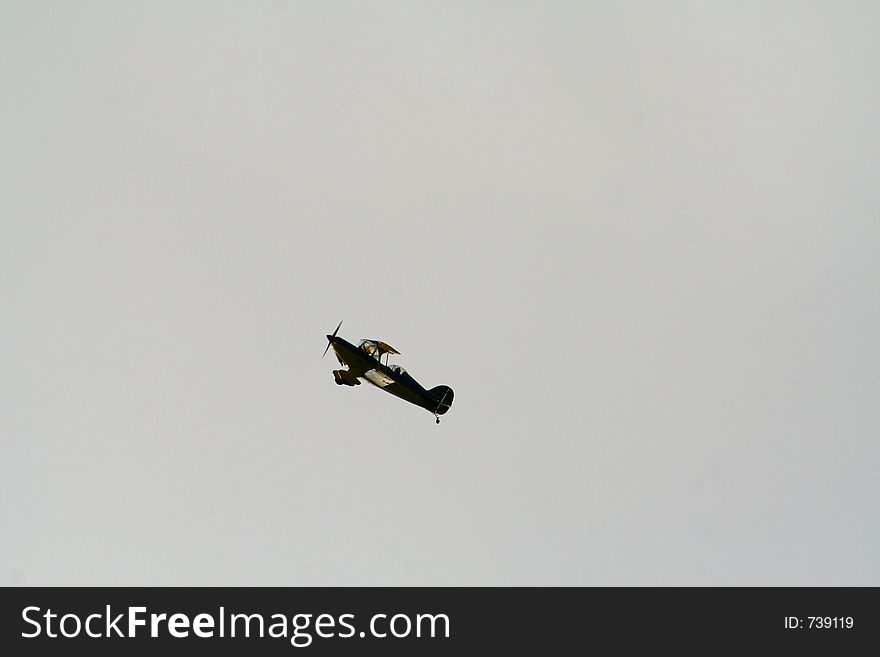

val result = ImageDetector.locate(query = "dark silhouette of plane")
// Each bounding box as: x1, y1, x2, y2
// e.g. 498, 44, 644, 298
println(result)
323, 321, 454, 423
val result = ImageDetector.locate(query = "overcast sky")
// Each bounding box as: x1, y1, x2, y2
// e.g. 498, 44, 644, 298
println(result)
2, 1, 878, 585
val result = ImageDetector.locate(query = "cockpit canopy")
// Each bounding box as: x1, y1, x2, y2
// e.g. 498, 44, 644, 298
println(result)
358, 339, 401, 365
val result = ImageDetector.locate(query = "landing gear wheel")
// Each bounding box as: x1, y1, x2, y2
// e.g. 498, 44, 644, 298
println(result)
435, 417, 440, 424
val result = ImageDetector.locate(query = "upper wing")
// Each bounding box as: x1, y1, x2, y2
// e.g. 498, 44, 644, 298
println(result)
376, 341, 400, 356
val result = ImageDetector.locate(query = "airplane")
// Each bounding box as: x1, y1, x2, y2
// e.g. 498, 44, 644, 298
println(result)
323, 321, 454, 423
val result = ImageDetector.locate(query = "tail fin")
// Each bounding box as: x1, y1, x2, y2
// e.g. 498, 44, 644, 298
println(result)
429, 385, 454, 415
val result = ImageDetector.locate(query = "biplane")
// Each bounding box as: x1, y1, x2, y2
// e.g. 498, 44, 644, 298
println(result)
323, 321, 454, 423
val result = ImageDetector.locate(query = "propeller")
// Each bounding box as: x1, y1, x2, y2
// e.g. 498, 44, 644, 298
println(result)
323, 320, 343, 358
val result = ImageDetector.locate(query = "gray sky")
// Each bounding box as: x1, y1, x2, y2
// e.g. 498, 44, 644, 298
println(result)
2, 1, 878, 585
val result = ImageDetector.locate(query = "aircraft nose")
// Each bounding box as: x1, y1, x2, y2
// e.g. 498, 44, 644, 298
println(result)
326, 334, 335, 342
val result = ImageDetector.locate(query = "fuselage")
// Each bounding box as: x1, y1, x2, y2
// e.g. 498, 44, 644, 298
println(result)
327, 335, 441, 412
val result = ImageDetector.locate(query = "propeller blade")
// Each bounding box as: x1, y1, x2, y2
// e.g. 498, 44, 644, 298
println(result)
323, 320, 343, 358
